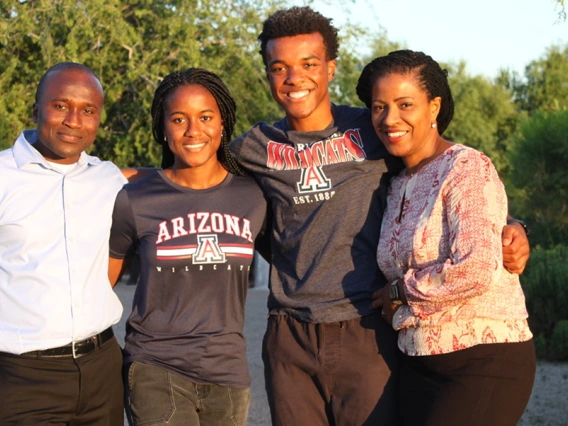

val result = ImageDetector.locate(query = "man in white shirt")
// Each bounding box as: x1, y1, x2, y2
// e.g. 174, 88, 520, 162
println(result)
0, 62, 126, 425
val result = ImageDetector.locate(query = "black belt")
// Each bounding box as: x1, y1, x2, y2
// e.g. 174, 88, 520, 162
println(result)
20, 327, 114, 359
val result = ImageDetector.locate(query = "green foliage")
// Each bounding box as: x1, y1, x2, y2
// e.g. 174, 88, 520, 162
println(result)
520, 245, 568, 359
444, 62, 521, 175
0, 0, 283, 166
549, 320, 568, 361
533, 333, 548, 358
507, 108, 568, 247
329, 26, 404, 107
329, 23, 368, 108
501, 44, 568, 115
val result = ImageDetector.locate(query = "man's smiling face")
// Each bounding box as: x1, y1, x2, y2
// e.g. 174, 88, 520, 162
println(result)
265, 32, 336, 131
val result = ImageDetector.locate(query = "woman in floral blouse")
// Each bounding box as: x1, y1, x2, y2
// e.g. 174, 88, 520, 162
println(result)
356, 50, 535, 426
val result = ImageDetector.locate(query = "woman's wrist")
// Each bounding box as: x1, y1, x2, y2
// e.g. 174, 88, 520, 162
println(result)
389, 279, 408, 305
396, 279, 408, 304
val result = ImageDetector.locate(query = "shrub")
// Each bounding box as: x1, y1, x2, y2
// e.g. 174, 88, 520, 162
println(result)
533, 333, 548, 359
549, 320, 568, 361
520, 245, 568, 359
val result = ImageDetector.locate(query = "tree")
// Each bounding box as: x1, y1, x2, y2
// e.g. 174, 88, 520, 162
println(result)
498, 44, 568, 116
507, 108, 568, 247
555, 0, 566, 21
0, 0, 283, 165
329, 26, 404, 107
444, 62, 520, 175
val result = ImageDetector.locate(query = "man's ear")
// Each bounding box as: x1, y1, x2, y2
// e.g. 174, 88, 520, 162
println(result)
327, 60, 337, 82
32, 103, 39, 124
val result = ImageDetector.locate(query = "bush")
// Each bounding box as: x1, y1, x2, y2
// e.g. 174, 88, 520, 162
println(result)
520, 245, 568, 359
549, 320, 568, 361
507, 108, 568, 248
533, 333, 548, 358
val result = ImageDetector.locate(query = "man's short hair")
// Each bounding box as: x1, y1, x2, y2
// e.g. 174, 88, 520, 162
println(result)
258, 6, 339, 66
35, 62, 101, 103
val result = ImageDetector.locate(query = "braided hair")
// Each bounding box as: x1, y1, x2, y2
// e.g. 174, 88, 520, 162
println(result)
356, 50, 455, 135
151, 68, 247, 176
258, 6, 339, 66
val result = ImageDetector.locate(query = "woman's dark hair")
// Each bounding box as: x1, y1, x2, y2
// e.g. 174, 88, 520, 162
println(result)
356, 50, 455, 134
151, 68, 246, 175
258, 6, 339, 66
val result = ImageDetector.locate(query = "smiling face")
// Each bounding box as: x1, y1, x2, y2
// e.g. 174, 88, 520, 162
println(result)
32, 69, 104, 164
163, 84, 224, 171
371, 72, 441, 170
265, 32, 336, 131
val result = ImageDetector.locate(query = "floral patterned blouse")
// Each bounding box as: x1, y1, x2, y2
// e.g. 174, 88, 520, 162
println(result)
377, 144, 532, 356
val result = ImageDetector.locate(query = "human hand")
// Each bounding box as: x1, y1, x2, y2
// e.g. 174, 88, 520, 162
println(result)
502, 222, 530, 274
371, 287, 400, 325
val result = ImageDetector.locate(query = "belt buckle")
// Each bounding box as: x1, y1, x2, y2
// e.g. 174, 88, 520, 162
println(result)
72, 341, 78, 359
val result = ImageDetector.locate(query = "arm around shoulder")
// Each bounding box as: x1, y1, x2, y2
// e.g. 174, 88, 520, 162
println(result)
121, 167, 157, 183
502, 216, 530, 274
108, 256, 127, 287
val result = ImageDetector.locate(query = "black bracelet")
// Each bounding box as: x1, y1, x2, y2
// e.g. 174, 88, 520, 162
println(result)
507, 218, 529, 238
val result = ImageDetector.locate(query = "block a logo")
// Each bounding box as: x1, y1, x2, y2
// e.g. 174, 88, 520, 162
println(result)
192, 234, 226, 264
296, 166, 332, 193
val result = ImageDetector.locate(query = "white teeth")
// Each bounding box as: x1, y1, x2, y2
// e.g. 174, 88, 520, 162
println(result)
183, 143, 206, 149
387, 131, 407, 137
288, 90, 310, 99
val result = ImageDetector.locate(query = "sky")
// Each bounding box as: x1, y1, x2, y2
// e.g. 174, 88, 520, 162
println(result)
292, 0, 567, 79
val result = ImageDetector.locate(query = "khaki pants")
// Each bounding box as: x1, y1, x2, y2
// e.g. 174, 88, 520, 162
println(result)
124, 361, 251, 426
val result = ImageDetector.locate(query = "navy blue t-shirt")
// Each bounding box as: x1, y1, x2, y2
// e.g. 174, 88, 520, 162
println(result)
231, 104, 403, 322
110, 170, 267, 388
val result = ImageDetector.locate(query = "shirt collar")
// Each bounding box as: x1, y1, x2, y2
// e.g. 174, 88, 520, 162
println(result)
13, 130, 102, 170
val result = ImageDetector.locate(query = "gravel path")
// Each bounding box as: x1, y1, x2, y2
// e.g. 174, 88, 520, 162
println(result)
114, 282, 568, 426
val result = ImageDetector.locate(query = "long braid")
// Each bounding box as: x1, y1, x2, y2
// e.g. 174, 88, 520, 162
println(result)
151, 68, 247, 175
356, 50, 455, 134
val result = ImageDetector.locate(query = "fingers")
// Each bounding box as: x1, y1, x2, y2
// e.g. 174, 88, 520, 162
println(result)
381, 304, 400, 325
502, 225, 530, 274
503, 250, 529, 274
501, 224, 516, 247
370, 288, 384, 310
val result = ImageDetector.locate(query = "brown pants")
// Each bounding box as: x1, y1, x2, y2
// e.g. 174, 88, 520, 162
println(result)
0, 337, 124, 425
262, 313, 400, 426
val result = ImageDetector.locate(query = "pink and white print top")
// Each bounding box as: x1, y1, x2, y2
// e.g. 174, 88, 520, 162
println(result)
377, 144, 532, 356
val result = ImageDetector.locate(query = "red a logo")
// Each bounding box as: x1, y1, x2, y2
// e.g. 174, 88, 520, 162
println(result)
193, 234, 226, 264
296, 166, 332, 193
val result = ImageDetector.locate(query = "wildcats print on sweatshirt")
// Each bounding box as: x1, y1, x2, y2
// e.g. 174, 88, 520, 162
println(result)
266, 129, 366, 204
155, 211, 253, 265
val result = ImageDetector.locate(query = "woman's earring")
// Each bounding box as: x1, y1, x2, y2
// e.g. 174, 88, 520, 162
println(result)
431, 123, 437, 128
164, 136, 167, 142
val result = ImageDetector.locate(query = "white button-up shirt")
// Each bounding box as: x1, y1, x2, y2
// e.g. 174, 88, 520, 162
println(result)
0, 130, 127, 354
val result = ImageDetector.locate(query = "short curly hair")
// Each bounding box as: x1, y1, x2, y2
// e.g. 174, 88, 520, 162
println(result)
258, 6, 339, 66
356, 50, 455, 135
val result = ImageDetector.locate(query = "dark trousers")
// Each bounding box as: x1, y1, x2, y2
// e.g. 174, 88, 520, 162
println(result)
0, 337, 124, 426
124, 361, 251, 426
399, 339, 536, 426
262, 313, 400, 426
